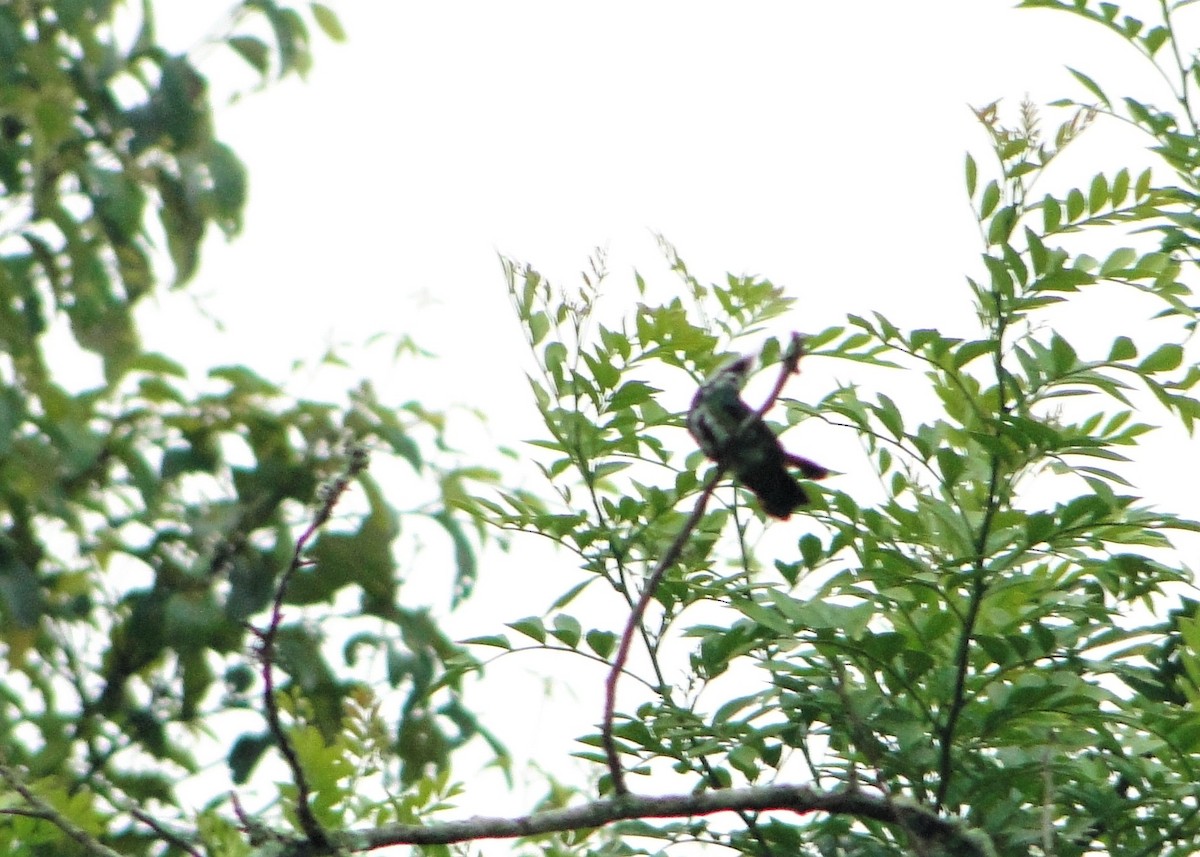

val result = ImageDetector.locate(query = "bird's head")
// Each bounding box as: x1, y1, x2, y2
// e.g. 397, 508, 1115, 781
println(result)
706, 355, 754, 392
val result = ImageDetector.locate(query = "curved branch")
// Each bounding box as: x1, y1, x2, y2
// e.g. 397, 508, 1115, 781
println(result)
601, 334, 809, 794
600, 467, 723, 794
345, 784, 990, 857
251, 444, 369, 849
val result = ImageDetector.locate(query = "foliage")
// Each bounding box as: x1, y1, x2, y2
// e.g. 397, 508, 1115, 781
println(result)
0, 3, 495, 856
481, 2, 1200, 855
3, 2, 1200, 857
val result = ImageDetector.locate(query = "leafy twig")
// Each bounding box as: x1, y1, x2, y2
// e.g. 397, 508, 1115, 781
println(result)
601, 468, 723, 795
250, 443, 369, 848
0, 761, 123, 857
601, 334, 807, 795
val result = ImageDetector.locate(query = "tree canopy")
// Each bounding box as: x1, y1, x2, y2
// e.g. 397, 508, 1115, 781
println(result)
2, 2, 1200, 857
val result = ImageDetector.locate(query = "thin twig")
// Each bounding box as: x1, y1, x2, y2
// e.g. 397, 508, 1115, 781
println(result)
601, 335, 807, 795
126, 806, 204, 857
601, 469, 723, 795
251, 444, 368, 848
86, 774, 204, 857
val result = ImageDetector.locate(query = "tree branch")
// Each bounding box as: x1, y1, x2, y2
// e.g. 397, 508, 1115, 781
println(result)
342, 784, 991, 857
250, 443, 369, 848
0, 762, 124, 857
601, 468, 723, 794
601, 334, 809, 794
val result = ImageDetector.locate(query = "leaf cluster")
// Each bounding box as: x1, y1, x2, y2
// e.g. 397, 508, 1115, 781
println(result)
475, 5, 1200, 856
0, 4, 502, 855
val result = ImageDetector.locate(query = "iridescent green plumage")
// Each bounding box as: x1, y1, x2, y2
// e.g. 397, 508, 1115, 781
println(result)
687, 356, 827, 519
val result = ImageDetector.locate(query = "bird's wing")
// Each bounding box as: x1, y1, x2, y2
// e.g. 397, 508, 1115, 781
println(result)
708, 387, 754, 425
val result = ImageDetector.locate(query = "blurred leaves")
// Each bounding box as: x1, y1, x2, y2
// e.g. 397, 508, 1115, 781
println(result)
0, 3, 499, 855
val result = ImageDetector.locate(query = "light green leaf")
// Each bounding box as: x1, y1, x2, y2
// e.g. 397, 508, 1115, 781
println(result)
311, 3, 347, 41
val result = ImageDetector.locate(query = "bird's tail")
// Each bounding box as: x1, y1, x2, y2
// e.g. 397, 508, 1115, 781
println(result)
739, 463, 809, 519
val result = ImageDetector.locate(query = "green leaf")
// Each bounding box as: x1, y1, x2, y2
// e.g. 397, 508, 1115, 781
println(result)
550, 614, 582, 648
1100, 247, 1137, 275
1108, 336, 1137, 361
462, 635, 511, 650
936, 447, 965, 485
508, 617, 546, 644
610, 380, 659, 410
209, 365, 281, 395
1066, 187, 1085, 221
1049, 332, 1078, 374
728, 744, 761, 781
128, 352, 187, 377
980, 180, 1001, 218
259, 2, 312, 78
799, 533, 822, 568
874, 394, 904, 439
1138, 343, 1183, 373
1134, 166, 1152, 198
586, 630, 616, 659
157, 168, 205, 285
310, 3, 347, 41
1088, 173, 1109, 213
206, 142, 247, 235
528, 311, 550, 345
953, 339, 995, 369
1142, 25, 1169, 55
1042, 195, 1062, 232
965, 153, 978, 197
228, 35, 270, 75
228, 733, 272, 784
732, 598, 792, 634
1110, 167, 1130, 205
988, 206, 1017, 245
432, 510, 477, 606
1033, 268, 1094, 292
1067, 66, 1112, 108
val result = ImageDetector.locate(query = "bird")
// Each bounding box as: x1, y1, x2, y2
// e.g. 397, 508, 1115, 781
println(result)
687, 356, 828, 519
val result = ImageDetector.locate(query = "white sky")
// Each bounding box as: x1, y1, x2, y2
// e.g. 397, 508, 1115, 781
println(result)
151, 1, 1180, 427
140, 0, 1198, 840
157, 2, 1156, 375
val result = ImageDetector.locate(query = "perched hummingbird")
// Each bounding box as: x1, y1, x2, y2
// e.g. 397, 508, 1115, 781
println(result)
687, 356, 828, 519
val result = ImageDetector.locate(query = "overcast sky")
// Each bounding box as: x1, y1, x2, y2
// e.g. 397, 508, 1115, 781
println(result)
158, 0, 1190, 540
148, 0, 1196, 832
154, 2, 1166, 410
